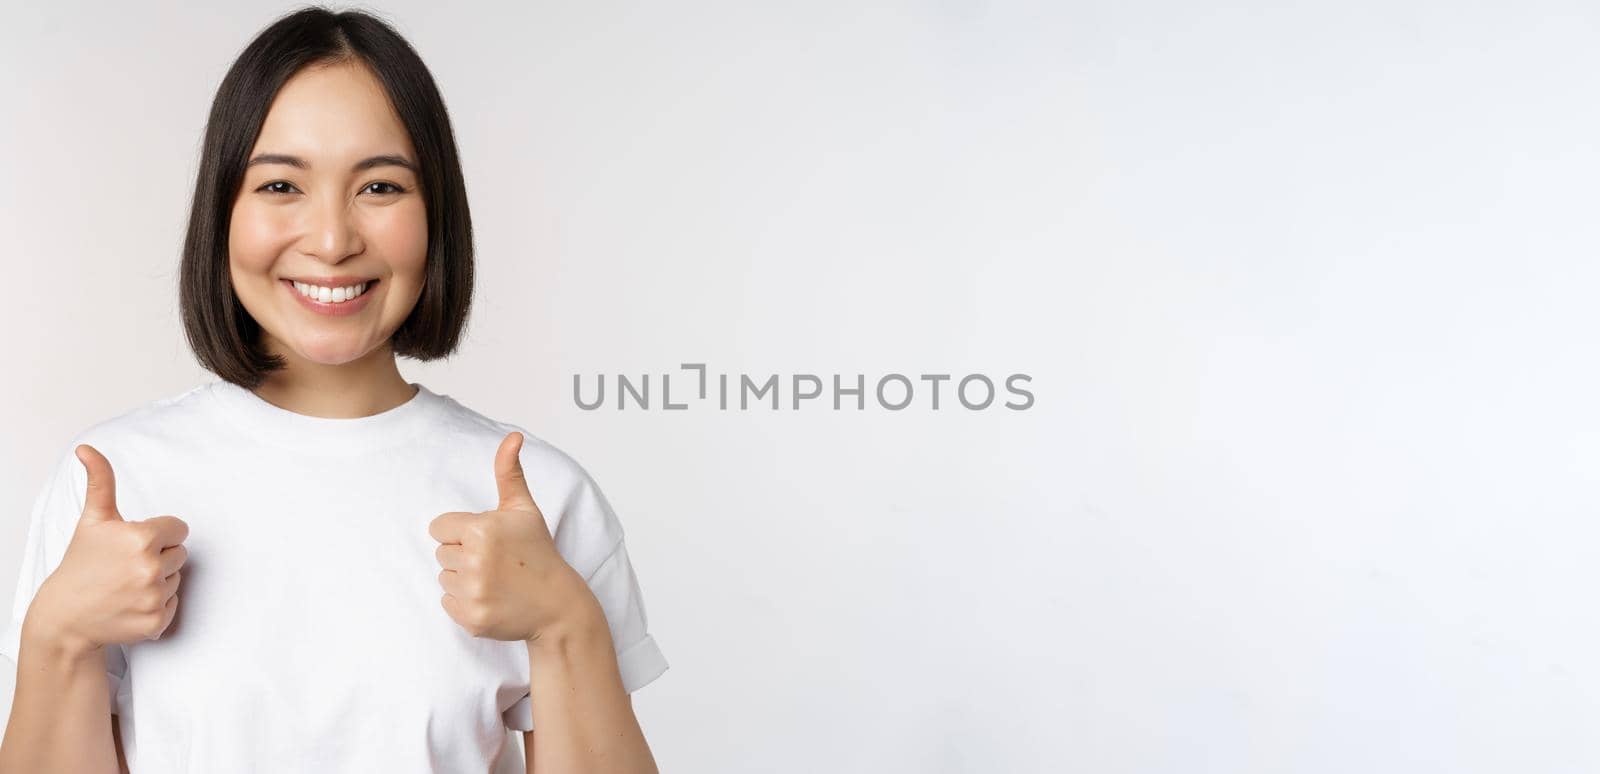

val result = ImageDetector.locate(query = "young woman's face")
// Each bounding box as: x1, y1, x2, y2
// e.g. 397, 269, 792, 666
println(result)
228, 59, 428, 369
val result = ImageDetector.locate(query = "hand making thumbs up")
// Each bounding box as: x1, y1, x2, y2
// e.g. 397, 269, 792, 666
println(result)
29, 444, 190, 656
428, 432, 601, 643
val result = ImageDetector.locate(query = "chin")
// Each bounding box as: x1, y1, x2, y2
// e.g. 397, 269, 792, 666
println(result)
292, 341, 377, 366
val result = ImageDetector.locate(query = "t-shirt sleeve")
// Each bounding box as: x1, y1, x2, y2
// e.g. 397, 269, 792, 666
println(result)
501, 451, 668, 732
0, 446, 129, 712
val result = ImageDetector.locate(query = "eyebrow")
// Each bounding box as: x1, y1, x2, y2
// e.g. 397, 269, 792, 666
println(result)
246, 153, 417, 174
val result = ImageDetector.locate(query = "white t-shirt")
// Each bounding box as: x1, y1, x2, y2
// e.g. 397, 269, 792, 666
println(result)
0, 379, 668, 773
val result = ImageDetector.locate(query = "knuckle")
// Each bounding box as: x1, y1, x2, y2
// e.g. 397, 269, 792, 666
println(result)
133, 524, 162, 552
119, 526, 150, 552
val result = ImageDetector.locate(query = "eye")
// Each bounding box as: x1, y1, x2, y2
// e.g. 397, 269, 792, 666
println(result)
253, 181, 407, 197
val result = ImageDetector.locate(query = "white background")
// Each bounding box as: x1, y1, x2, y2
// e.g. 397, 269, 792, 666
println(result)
3, 1, 1598, 771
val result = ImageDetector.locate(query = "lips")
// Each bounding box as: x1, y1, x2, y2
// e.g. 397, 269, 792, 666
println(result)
281, 278, 378, 317
283, 275, 378, 287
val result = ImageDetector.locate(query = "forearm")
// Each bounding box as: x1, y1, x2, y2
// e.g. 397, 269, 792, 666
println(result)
0, 609, 118, 774
525, 598, 658, 774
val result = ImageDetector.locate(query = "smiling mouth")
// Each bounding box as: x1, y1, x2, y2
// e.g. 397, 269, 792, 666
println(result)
281, 278, 379, 304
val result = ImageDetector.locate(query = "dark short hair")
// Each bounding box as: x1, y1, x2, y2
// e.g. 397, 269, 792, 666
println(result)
179, 5, 474, 389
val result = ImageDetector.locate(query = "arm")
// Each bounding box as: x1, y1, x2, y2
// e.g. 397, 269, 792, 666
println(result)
522, 599, 658, 774
0, 609, 119, 774
113, 714, 130, 774
522, 695, 635, 772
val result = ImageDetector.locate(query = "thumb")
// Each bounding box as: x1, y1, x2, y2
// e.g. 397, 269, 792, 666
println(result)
74, 444, 123, 522
494, 432, 537, 513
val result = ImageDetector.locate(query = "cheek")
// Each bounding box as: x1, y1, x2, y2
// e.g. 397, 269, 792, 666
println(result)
368, 202, 429, 272
228, 201, 290, 270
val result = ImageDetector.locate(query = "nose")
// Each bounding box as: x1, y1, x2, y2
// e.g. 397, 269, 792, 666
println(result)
298, 195, 365, 263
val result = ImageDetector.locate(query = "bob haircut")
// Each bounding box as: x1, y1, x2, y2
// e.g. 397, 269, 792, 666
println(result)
180, 5, 473, 389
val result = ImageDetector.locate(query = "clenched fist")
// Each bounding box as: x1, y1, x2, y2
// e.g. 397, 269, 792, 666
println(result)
30, 444, 190, 654
429, 432, 598, 643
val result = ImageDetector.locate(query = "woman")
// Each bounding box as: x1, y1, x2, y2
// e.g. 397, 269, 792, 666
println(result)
0, 7, 667, 773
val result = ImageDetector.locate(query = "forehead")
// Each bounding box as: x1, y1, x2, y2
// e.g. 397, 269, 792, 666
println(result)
251, 60, 414, 164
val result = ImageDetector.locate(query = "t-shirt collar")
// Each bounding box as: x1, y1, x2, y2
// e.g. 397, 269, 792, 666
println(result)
206, 378, 444, 456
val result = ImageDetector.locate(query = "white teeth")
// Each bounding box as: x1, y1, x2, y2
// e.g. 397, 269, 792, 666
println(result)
293, 281, 369, 303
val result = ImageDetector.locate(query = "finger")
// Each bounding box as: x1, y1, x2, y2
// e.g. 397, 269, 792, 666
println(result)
435, 543, 469, 571
428, 511, 475, 545
494, 432, 538, 512
141, 516, 190, 550
436, 568, 469, 599
153, 594, 178, 639
158, 543, 188, 576
74, 444, 123, 522
160, 569, 182, 600
440, 592, 466, 627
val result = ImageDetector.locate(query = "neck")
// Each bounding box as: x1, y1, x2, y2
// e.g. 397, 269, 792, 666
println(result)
250, 339, 417, 419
